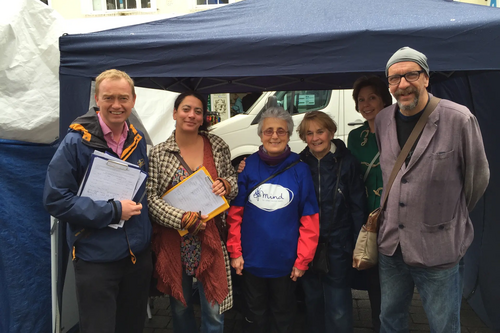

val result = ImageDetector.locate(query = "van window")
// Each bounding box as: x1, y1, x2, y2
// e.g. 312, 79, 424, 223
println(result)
275, 90, 331, 114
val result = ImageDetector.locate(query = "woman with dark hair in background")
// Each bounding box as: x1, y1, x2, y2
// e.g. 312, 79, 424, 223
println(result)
348, 76, 393, 333
147, 92, 238, 333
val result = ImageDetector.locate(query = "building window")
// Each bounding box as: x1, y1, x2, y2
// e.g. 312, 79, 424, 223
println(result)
91, 0, 155, 12
197, 0, 229, 5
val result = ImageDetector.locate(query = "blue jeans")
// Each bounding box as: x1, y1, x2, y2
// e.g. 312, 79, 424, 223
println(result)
301, 270, 353, 333
170, 271, 224, 333
379, 248, 463, 333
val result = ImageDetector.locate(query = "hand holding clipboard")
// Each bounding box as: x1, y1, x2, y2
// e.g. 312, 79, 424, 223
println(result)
78, 151, 147, 228
161, 167, 229, 236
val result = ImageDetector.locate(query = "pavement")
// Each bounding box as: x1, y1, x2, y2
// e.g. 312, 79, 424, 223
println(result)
143, 287, 494, 333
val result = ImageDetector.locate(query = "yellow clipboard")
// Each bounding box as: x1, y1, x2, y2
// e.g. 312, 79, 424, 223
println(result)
161, 166, 229, 236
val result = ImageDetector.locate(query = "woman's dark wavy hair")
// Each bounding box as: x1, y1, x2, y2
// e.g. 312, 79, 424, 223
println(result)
352, 76, 392, 112
174, 91, 210, 131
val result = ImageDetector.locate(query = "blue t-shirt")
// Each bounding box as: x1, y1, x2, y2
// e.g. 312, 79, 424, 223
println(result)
232, 152, 318, 278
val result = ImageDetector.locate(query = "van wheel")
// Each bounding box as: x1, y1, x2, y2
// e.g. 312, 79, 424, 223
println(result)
232, 155, 249, 173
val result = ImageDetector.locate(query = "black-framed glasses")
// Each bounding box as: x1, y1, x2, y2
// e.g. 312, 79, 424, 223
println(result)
262, 128, 288, 137
387, 70, 425, 85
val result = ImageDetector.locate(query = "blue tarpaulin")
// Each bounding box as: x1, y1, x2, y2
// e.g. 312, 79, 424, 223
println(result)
0, 140, 57, 333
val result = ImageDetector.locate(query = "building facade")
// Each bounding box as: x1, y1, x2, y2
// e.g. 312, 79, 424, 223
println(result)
44, 0, 242, 19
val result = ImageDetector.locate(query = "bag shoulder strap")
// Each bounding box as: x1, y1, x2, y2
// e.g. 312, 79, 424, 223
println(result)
363, 151, 380, 182
247, 159, 300, 200
380, 96, 441, 208
173, 151, 193, 175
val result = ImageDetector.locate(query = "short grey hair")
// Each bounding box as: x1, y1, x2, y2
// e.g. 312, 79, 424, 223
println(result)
257, 106, 294, 137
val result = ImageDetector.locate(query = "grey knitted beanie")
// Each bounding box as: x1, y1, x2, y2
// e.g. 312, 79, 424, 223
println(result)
386, 47, 429, 77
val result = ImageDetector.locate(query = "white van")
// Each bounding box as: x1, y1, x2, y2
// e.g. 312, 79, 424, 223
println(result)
210, 90, 364, 166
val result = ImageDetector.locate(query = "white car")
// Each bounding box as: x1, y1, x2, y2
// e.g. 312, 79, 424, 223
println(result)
210, 90, 364, 166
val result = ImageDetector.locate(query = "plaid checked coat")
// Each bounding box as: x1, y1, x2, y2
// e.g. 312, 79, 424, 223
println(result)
147, 131, 238, 313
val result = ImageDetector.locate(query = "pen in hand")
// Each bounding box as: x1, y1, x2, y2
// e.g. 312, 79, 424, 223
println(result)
121, 190, 146, 221
136, 190, 147, 205
120, 198, 143, 220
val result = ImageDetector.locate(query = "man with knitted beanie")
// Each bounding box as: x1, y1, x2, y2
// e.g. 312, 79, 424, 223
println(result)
375, 47, 489, 333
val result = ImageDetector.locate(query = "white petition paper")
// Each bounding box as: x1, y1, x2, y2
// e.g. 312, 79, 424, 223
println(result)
162, 168, 225, 216
79, 154, 143, 228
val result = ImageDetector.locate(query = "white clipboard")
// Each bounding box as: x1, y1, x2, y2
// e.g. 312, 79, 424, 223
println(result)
162, 167, 229, 236
78, 151, 147, 228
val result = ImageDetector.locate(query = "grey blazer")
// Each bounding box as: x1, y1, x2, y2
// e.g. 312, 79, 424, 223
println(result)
375, 94, 489, 268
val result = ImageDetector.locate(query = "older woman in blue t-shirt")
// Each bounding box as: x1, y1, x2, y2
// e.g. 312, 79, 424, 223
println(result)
226, 106, 320, 333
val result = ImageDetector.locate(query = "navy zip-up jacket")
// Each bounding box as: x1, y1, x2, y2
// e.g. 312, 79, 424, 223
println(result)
43, 108, 152, 262
299, 138, 366, 286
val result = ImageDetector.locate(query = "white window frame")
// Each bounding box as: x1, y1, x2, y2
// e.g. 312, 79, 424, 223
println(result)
194, 0, 235, 9
83, 0, 157, 15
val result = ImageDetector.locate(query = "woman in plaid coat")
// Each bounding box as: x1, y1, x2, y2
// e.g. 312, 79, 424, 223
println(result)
147, 92, 238, 333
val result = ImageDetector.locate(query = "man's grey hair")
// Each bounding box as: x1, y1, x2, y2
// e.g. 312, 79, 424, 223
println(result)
257, 106, 294, 136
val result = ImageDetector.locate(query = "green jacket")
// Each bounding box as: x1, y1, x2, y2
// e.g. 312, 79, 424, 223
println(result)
347, 122, 383, 213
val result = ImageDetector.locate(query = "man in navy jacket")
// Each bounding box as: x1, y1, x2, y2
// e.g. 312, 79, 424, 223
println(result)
43, 69, 152, 333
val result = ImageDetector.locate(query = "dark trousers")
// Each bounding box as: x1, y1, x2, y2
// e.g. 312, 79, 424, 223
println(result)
241, 270, 297, 333
301, 270, 353, 333
366, 265, 381, 333
73, 248, 153, 333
